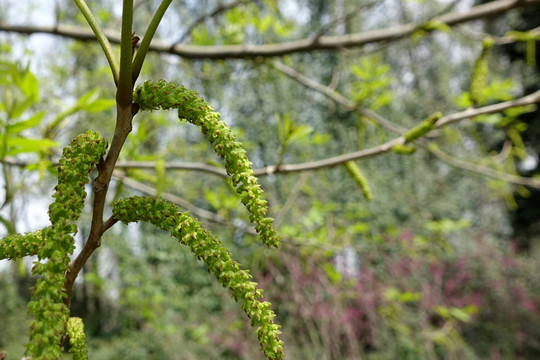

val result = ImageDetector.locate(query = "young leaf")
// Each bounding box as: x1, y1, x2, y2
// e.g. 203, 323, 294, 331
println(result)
6, 110, 45, 133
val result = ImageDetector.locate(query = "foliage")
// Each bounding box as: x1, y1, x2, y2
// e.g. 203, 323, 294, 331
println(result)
0, 3, 283, 360
256, 230, 540, 359
0, 0, 539, 359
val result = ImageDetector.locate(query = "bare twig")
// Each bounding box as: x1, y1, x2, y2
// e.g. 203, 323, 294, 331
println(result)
111, 170, 227, 223
4, 88, 540, 184
272, 60, 406, 133
2, 0, 538, 59
424, 142, 540, 189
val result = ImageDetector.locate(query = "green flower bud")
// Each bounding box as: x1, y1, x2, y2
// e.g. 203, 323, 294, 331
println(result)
469, 38, 493, 106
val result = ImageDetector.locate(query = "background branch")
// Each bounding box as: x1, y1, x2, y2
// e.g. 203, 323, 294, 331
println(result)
4, 88, 540, 188
111, 170, 227, 223
2, 0, 538, 59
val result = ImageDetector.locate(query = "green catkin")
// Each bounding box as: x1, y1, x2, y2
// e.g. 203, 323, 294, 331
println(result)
344, 161, 373, 201
133, 80, 280, 248
392, 143, 416, 154
0, 229, 45, 260
112, 196, 284, 360
469, 37, 494, 106
26, 130, 107, 360
403, 112, 442, 143
67, 317, 88, 360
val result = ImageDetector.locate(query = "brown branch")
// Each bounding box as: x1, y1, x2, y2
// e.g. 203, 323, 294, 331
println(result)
64, 0, 137, 308
2, 0, 539, 59
64, 104, 135, 306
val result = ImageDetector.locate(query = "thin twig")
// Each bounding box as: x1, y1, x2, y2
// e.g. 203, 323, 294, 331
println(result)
5, 88, 540, 185
273, 58, 540, 188
111, 169, 228, 223
3, 0, 539, 59
424, 142, 540, 189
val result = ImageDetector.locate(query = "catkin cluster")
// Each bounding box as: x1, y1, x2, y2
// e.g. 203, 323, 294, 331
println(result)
133, 80, 280, 247
27, 130, 107, 359
0, 229, 44, 260
469, 37, 494, 106
392, 112, 442, 155
112, 196, 284, 360
67, 317, 88, 360
344, 161, 373, 201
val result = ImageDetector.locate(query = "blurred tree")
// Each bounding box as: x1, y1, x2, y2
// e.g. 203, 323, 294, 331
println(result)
1, 0, 540, 359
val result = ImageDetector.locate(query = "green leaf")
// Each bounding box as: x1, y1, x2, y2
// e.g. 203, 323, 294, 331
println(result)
504, 104, 537, 118
312, 133, 331, 145
474, 114, 503, 125
75, 88, 115, 113
257, 15, 273, 33
82, 98, 115, 112
17, 70, 39, 99
425, 218, 472, 233
286, 124, 313, 145
192, 26, 217, 46
6, 137, 58, 156
276, 113, 313, 146
8, 96, 37, 119
449, 308, 471, 322
7, 111, 46, 133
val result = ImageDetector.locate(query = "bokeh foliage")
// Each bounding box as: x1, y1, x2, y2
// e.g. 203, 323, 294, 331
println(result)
1, 0, 539, 359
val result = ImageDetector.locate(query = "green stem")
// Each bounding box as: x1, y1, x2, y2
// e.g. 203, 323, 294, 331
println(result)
73, 0, 120, 83
131, 0, 173, 84
117, 0, 134, 106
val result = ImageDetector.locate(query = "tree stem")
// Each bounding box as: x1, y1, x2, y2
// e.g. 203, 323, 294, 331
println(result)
116, 0, 134, 106
64, 0, 137, 307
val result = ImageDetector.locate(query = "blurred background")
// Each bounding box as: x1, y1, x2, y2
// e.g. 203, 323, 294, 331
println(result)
0, 0, 539, 359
